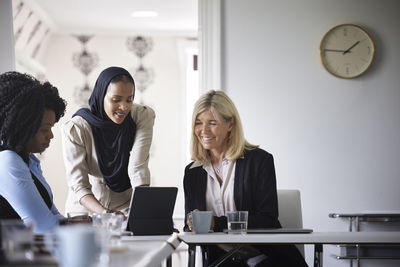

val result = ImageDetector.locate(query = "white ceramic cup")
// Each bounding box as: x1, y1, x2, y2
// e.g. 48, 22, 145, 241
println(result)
55, 225, 99, 267
0, 220, 34, 262
191, 211, 212, 234
227, 211, 248, 234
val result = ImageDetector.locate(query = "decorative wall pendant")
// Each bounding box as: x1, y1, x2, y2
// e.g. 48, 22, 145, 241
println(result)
72, 35, 98, 107
126, 36, 155, 95
133, 65, 154, 93
74, 82, 92, 108
127, 36, 153, 58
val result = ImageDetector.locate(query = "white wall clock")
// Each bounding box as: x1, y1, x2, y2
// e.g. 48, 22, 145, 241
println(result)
319, 24, 375, 79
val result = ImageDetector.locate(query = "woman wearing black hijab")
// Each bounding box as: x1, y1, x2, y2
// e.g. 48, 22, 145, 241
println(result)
61, 66, 155, 216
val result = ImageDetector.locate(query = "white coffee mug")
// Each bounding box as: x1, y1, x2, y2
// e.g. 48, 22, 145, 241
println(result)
191, 211, 212, 234
55, 225, 99, 267
0, 220, 34, 262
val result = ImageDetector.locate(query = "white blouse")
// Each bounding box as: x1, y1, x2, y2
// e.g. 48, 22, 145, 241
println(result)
190, 158, 237, 216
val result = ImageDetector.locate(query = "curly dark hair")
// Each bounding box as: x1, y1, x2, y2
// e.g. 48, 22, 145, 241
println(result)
42, 81, 67, 122
0, 71, 67, 159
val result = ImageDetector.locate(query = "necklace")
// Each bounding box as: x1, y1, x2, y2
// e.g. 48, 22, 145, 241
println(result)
213, 164, 222, 175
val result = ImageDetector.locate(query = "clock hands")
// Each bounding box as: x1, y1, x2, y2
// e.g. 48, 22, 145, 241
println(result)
343, 41, 360, 55
323, 49, 349, 53
324, 40, 361, 55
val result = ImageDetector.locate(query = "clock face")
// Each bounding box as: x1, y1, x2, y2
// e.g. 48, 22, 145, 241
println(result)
319, 24, 375, 78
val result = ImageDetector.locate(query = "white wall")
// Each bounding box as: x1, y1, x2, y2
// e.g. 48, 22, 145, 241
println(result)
0, 0, 15, 73
221, 0, 400, 266
36, 34, 188, 220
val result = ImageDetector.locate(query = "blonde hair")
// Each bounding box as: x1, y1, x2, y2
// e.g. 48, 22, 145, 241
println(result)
191, 90, 258, 162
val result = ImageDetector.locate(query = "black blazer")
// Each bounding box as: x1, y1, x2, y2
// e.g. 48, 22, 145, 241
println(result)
183, 148, 281, 232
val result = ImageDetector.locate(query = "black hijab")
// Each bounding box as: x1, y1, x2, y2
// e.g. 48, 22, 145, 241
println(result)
74, 66, 136, 192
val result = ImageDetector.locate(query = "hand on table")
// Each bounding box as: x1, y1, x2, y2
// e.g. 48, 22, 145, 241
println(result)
59, 215, 92, 225
187, 209, 214, 232
186, 209, 198, 232
112, 210, 127, 220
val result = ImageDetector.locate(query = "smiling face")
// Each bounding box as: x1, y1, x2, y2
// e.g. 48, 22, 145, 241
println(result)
194, 109, 233, 154
103, 81, 134, 124
26, 109, 56, 154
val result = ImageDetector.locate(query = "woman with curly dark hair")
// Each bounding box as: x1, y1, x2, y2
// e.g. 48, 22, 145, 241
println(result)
0, 71, 67, 233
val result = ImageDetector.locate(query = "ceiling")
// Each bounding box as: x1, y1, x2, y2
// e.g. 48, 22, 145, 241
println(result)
27, 0, 198, 36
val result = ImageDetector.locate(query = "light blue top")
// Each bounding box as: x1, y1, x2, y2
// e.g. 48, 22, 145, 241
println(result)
0, 150, 64, 233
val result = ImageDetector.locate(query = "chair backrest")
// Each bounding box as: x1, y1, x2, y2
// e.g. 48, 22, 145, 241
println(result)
277, 189, 304, 256
277, 189, 303, 228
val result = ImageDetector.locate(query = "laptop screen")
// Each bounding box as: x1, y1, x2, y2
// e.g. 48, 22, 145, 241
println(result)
126, 187, 178, 235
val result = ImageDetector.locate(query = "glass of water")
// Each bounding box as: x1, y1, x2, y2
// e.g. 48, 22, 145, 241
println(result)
92, 213, 124, 236
227, 211, 248, 234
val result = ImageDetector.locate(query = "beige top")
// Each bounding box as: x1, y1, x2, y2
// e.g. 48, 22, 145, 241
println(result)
61, 104, 155, 214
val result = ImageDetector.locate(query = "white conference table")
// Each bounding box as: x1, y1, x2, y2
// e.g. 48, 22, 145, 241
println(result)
1, 234, 180, 267
178, 231, 400, 267
110, 234, 180, 267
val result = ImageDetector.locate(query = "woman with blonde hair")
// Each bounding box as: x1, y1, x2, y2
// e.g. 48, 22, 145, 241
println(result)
184, 90, 307, 266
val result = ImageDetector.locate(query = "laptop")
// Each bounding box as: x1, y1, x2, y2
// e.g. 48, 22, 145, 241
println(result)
126, 187, 178, 235
246, 228, 313, 234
